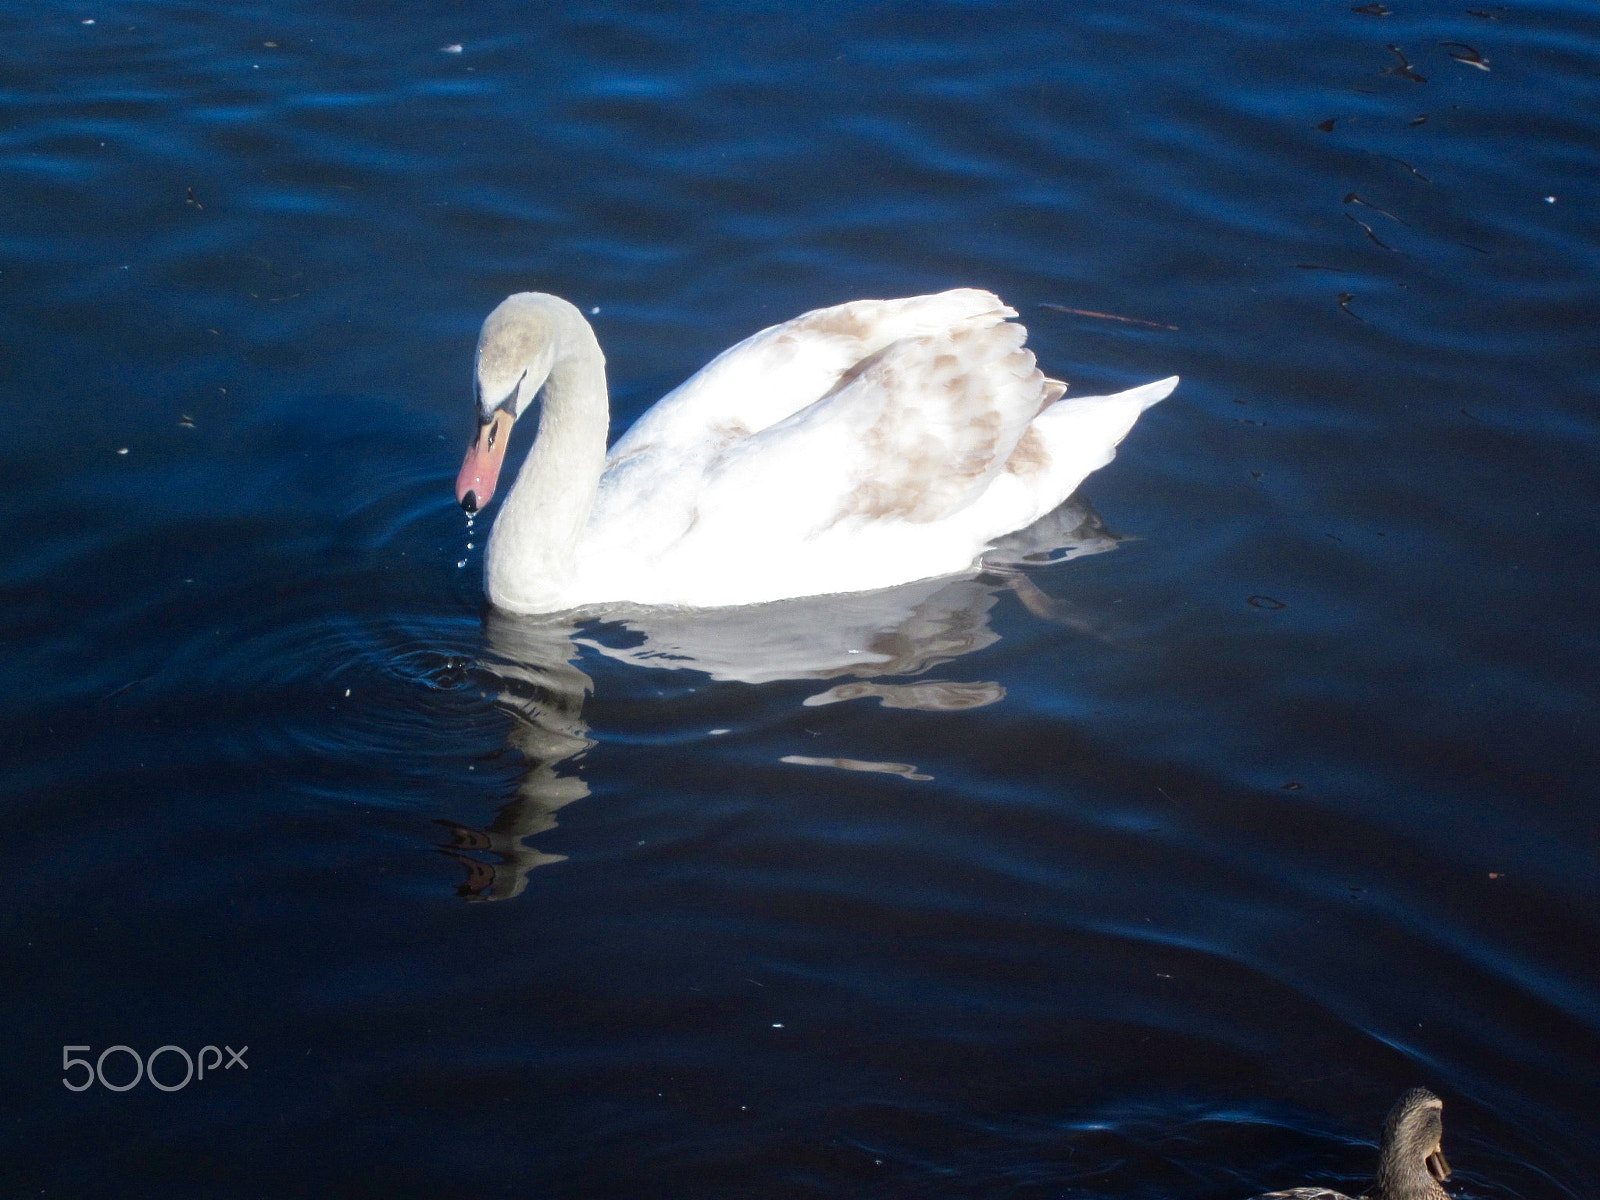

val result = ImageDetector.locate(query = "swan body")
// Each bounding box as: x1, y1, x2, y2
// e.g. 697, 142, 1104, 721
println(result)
455, 289, 1176, 613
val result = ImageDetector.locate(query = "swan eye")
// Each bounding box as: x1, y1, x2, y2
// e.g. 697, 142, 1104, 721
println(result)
491, 369, 528, 420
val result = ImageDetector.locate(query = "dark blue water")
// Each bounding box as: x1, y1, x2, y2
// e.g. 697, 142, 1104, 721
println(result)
3, 1, 1597, 1196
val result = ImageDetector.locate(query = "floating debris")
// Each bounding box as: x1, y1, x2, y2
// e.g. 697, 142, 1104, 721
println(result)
1038, 303, 1178, 331
1337, 292, 1365, 321
185, 185, 202, 210
1248, 595, 1287, 610
781, 755, 932, 782
101, 676, 151, 702
178, 414, 195, 428
440, 43, 463, 53
1351, 2, 1390, 12
1375, 152, 1433, 182
1411, 113, 1429, 125
117, 446, 129, 454
1344, 192, 1405, 223
1385, 44, 1428, 82
1345, 211, 1396, 250
1318, 117, 1339, 132
1442, 41, 1490, 69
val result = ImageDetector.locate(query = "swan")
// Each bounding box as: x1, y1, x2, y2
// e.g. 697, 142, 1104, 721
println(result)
454, 288, 1176, 613
1246, 1088, 1454, 1200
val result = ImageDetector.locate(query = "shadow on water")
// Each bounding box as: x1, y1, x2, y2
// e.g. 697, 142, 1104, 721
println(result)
441, 497, 1119, 901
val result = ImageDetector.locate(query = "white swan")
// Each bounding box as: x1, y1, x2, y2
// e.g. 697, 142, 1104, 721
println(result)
455, 289, 1176, 613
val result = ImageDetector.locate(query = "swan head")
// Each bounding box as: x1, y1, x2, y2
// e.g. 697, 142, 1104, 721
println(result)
456, 294, 560, 513
1375, 1088, 1451, 1198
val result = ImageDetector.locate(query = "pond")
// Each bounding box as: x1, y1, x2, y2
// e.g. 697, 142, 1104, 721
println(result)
1, 1, 1595, 1196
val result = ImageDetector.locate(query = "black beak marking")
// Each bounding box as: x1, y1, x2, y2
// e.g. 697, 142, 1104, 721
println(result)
461, 490, 478, 514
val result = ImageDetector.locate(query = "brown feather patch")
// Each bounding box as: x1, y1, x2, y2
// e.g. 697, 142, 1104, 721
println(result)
1005, 426, 1053, 477
824, 320, 1052, 527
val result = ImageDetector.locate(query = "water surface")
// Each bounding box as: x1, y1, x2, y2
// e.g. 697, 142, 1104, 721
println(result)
2, 1, 1597, 1196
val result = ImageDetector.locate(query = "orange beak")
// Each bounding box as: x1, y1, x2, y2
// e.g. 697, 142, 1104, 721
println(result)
456, 410, 513, 513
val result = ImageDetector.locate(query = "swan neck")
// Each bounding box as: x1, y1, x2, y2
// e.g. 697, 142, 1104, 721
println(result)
486, 300, 609, 612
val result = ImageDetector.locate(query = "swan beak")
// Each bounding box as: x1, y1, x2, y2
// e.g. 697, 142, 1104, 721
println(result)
1426, 1148, 1451, 1182
456, 410, 514, 513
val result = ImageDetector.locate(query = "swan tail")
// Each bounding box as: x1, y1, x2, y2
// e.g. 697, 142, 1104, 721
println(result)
1010, 375, 1177, 512
1037, 375, 1177, 434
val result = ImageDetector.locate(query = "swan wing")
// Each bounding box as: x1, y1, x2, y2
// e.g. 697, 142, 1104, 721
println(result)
703, 310, 1052, 531
604, 288, 1018, 463
583, 290, 1030, 570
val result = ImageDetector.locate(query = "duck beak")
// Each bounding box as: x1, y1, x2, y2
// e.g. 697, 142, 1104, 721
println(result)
1426, 1147, 1451, 1182
456, 410, 514, 513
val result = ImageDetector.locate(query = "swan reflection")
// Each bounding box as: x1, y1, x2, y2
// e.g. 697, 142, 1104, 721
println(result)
436, 611, 594, 899
439, 497, 1119, 900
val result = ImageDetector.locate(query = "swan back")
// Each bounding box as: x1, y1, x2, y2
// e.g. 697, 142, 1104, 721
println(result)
605, 288, 1021, 463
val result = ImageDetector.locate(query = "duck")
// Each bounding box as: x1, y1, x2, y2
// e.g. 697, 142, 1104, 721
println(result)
1248, 1088, 1454, 1200
454, 288, 1176, 613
